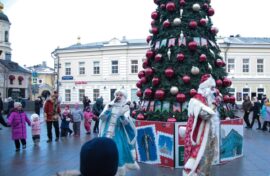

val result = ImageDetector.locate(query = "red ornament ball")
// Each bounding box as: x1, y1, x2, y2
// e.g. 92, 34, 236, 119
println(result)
152, 77, 160, 86
151, 27, 158, 34
190, 89, 197, 97
229, 96, 236, 103
155, 89, 165, 100
199, 18, 207, 26
199, 54, 207, 62
211, 27, 219, 35
177, 53, 185, 62
138, 71, 145, 79
142, 60, 149, 69
146, 50, 154, 59
151, 20, 156, 26
155, 54, 162, 62
179, 0, 186, 6
208, 7, 215, 16
203, 3, 209, 9
137, 113, 145, 120
223, 95, 230, 103
160, 4, 166, 9
146, 36, 152, 43
154, 0, 160, 5
151, 11, 159, 20
145, 67, 154, 77
136, 81, 142, 88
216, 79, 223, 87
215, 59, 223, 67
189, 21, 198, 29
176, 93, 186, 103
144, 88, 153, 97
182, 75, 191, 84
140, 77, 147, 84
223, 78, 232, 87
165, 68, 174, 78
163, 20, 170, 28
136, 90, 143, 97
166, 2, 176, 12
188, 41, 197, 51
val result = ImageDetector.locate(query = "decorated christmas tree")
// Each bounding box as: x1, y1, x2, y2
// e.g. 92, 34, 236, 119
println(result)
133, 0, 235, 122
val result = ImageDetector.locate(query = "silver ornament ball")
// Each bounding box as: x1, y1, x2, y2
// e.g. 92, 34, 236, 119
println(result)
191, 66, 200, 75
192, 3, 201, 11
170, 86, 179, 95
173, 18, 181, 26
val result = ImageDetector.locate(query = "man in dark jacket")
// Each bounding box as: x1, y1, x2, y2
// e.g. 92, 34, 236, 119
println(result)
242, 95, 253, 128
92, 97, 104, 133
250, 97, 261, 129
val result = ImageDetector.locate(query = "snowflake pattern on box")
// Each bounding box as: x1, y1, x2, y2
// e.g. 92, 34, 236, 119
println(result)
157, 131, 174, 159
136, 125, 160, 164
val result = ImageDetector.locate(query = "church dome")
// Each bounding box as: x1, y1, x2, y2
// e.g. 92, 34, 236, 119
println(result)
0, 2, 9, 23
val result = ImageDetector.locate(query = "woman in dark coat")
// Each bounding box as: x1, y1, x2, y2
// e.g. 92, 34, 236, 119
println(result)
242, 95, 253, 128
250, 97, 261, 129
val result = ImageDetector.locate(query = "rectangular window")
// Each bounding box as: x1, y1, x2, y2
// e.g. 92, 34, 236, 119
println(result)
111, 60, 118, 74
79, 89, 85, 101
227, 58, 235, 73
110, 89, 117, 101
93, 61, 100, 74
65, 62, 71, 75
65, 89, 71, 101
228, 88, 235, 96
79, 62, 85, 75
131, 89, 139, 102
242, 58, 249, 73
257, 59, 264, 73
93, 89, 100, 101
131, 60, 138, 73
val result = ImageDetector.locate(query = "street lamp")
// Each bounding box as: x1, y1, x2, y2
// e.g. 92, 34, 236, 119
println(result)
51, 49, 60, 93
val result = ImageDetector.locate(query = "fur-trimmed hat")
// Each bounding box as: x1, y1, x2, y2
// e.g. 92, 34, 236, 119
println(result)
14, 102, 22, 108
199, 74, 216, 89
114, 89, 127, 99
80, 137, 119, 176
31, 113, 40, 121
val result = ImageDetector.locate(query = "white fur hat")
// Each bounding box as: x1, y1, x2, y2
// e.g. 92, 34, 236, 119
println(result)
198, 74, 216, 89
114, 89, 127, 99
31, 113, 39, 121
14, 102, 22, 108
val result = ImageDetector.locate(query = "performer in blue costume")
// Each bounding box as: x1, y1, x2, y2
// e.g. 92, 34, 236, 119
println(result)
99, 89, 140, 176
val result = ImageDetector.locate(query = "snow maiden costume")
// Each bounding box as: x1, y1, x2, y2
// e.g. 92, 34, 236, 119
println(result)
99, 89, 140, 176
182, 74, 219, 176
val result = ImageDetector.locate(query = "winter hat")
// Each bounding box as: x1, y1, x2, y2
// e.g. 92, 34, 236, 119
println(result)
31, 113, 39, 121
14, 102, 22, 108
80, 137, 119, 176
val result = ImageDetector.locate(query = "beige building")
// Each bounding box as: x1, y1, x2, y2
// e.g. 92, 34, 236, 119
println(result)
219, 37, 270, 103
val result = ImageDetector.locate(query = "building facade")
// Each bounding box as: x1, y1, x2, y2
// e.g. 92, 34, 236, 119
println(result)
219, 37, 270, 103
53, 37, 270, 105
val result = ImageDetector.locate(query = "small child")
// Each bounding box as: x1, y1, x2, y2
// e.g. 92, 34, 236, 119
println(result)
31, 113, 42, 146
72, 103, 83, 136
83, 106, 94, 134
61, 105, 73, 137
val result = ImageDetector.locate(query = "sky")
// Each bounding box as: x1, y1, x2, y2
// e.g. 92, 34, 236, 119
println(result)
2, 0, 270, 68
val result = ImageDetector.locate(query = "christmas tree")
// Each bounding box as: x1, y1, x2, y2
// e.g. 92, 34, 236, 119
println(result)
133, 0, 235, 122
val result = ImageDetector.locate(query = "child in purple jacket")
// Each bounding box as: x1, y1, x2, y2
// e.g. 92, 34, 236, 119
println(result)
7, 102, 31, 151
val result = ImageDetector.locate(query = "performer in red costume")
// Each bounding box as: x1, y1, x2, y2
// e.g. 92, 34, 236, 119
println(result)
183, 74, 219, 176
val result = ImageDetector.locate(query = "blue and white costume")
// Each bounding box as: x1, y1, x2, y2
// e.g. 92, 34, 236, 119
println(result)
99, 89, 139, 176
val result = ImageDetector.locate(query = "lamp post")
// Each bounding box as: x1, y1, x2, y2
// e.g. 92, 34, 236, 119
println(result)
51, 49, 60, 93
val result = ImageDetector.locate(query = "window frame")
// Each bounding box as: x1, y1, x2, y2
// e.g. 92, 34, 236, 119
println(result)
65, 89, 71, 102
93, 89, 100, 101
111, 60, 118, 74
257, 58, 264, 73
131, 60, 138, 74
242, 58, 249, 73
93, 61, 100, 75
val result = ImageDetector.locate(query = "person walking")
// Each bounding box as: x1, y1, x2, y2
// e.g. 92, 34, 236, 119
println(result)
82, 96, 91, 111
261, 99, 270, 132
44, 94, 61, 142
71, 103, 83, 136
7, 102, 31, 151
250, 97, 261, 129
242, 95, 253, 128
30, 113, 42, 146
92, 97, 104, 133
83, 106, 94, 135
60, 105, 73, 137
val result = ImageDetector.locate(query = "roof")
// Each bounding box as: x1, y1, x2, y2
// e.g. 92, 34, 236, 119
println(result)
223, 37, 270, 45
0, 12, 9, 22
58, 38, 147, 51
27, 64, 54, 74
0, 59, 31, 74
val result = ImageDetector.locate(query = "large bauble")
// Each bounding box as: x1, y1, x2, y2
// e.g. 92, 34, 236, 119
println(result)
146, 36, 152, 43
189, 21, 198, 29
208, 7, 215, 16
199, 18, 207, 26
215, 59, 223, 67
190, 89, 197, 97
140, 77, 147, 84
142, 60, 149, 69
182, 75, 191, 84
144, 88, 153, 97
188, 41, 197, 51
223, 78, 232, 87
151, 11, 159, 20
192, 3, 201, 11
163, 20, 170, 28
166, 2, 176, 11
170, 86, 179, 95
179, 0, 186, 6
155, 89, 165, 100
165, 68, 174, 78
211, 27, 219, 35
136, 81, 142, 88
177, 53, 185, 62
160, 3, 166, 9
151, 27, 158, 34
173, 18, 181, 26
155, 54, 162, 62
229, 96, 236, 104
146, 50, 154, 59
136, 90, 143, 97
191, 66, 200, 75
138, 71, 145, 79
223, 95, 230, 103
152, 77, 160, 86
145, 67, 154, 77
216, 79, 223, 87
203, 3, 209, 9
199, 54, 207, 62
176, 93, 186, 103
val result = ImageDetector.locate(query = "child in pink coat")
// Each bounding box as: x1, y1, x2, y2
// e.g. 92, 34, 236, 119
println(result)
7, 102, 31, 151
83, 106, 94, 134
31, 113, 42, 146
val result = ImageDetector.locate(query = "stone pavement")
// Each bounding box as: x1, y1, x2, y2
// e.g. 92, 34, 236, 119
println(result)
0, 111, 270, 176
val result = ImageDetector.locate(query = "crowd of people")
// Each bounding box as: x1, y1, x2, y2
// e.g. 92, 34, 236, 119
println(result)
242, 94, 270, 131
0, 90, 140, 176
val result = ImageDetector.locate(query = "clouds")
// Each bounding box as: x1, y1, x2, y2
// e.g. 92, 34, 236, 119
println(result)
3, 0, 270, 67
